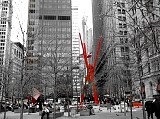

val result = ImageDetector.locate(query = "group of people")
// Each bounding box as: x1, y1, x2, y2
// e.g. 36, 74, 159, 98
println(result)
145, 96, 160, 119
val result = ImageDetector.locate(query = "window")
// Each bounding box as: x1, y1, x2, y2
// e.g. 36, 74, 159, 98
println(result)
122, 9, 125, 14
119, 31, 123, 35
123, 24, 127, 28
120, 38, 124, 43
119, 23, 122, 28
118, 9, 121, 14
118, 16, 122, 21
118, 16, 126, 21
125, 47, 129, 52
30, 4, 35, 8
14, 49, 16, 55
123, 17, 126, 21
121, 3, 125, 7
125, 38, 128, 43
124, 31, 128, 35
117, 2, 121, 7
121, 47, 124, 52
117, 2, 125, 8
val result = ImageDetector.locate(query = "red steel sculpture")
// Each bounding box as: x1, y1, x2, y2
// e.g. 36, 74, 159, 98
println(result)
79, 33, 102, 105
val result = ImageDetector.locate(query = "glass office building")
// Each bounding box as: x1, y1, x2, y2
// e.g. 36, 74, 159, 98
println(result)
27, 0, 72, 98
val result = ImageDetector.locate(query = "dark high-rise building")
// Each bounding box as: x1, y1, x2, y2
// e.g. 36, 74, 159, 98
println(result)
27, 0, 72, 98
92, 0, 131, 98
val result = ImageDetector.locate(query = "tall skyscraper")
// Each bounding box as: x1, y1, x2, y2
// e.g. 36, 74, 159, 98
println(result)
27, 0, 72, 98
0, 0, 12, 98
72, 0, 81, 101
92, 0, 131, 97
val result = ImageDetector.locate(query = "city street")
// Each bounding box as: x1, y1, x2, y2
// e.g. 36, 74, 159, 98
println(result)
0, 107, 156, 119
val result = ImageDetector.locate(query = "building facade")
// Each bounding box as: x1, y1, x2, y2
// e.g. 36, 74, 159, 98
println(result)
9, 42, 23, 99
128, 0, 160, 100
27, 0, 72, 99
92, 0, 131, 100
0, 0, 12, 98
72, 0, 81, 101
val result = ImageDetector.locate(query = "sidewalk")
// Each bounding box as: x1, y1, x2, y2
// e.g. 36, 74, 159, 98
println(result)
0, 112, 40, 119
0, 107, 154, 119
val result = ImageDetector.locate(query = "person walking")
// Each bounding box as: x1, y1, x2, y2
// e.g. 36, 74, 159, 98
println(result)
145, 100, 154, 119
153, 96, 160, 119
41, 104, 50, 119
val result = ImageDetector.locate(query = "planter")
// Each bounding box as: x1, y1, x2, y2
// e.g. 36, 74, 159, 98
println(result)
80, 109, 90, 116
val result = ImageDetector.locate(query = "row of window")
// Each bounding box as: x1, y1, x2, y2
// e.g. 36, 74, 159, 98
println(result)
39, 15, 71, 20
118, 16, 126, 21
0, 28, 6, 31
30, 0, 35, 2
120, 38, 128, 44
0, 61, 3, 65
0, 17, 7, 20
14, 49, 23, 59
117, 2, 125, 8
119, 23, 127, 28
0, 40, 5, 44
119, 31, 128, 35
121, 47, 129, 53
30, 4, 35, 8
0, 43, 5, 46
0, 47, 4, 50
2, 7, 8, 11
2, 3, 8, 7
1, 21, 7, 24
28, 27, 71, 33
39, 4, 71, 9
39, 0, 70, 4
0, 32, 6, 35
118, 9, 126, 14
0, 25, 6, 28
0, 50, 4, 53
39, 21, 71, 26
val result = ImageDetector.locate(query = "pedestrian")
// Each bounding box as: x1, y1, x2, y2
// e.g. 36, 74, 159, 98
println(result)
145, 100, 154, 119
41, 104, 50, 119
87, 104, 95, 115
153, 96, 160, 119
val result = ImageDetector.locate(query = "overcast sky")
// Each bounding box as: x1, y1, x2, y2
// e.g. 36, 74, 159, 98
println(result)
11, 0, 93, 43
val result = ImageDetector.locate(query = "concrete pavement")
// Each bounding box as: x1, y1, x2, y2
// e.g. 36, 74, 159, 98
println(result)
0, 107, 156, 119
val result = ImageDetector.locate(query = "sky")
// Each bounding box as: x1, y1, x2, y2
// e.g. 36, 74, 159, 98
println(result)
77, 0, 93, 29
11, 0, 93, 43
11, 0, 29, 44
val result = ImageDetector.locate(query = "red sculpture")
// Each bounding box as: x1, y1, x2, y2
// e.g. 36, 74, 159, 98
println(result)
79, 33, 102, 105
